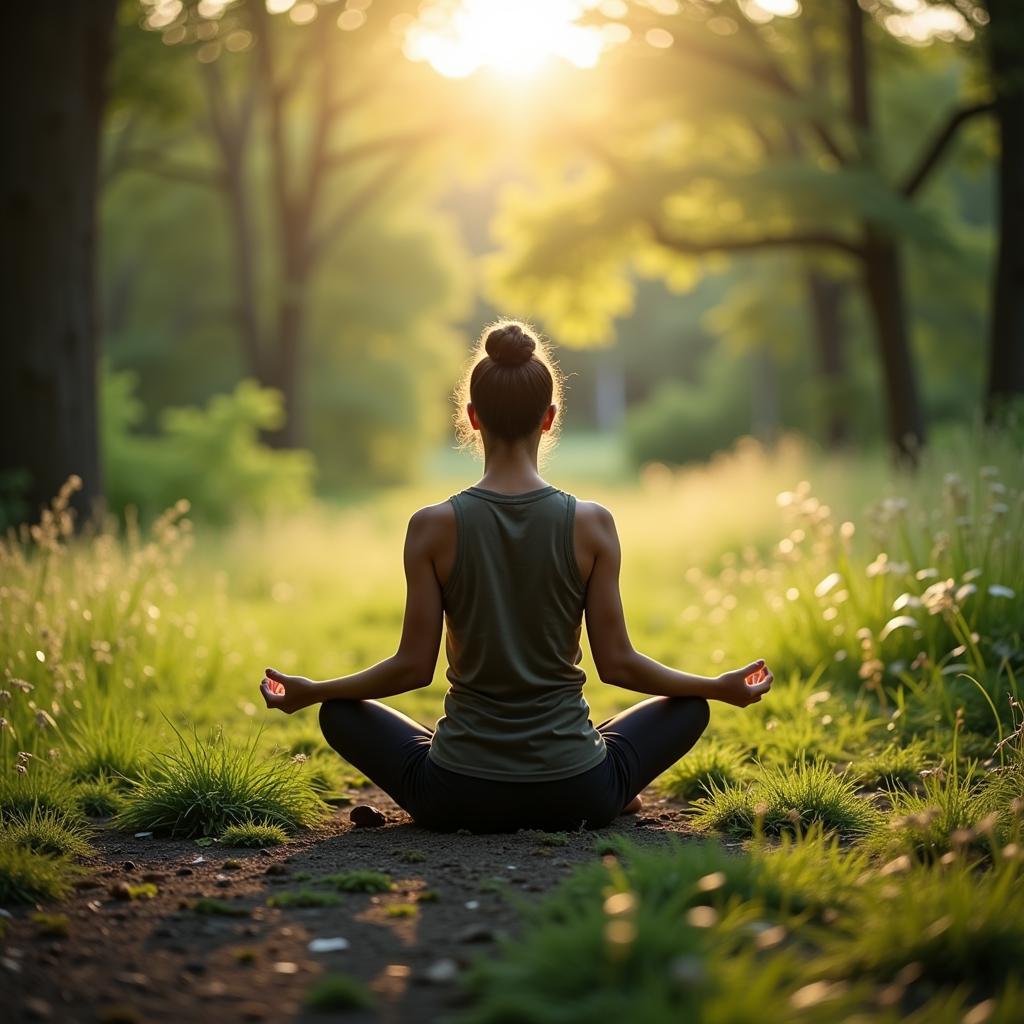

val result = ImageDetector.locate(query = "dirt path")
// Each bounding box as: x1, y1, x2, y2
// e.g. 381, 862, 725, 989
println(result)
4, 786, 698, 1024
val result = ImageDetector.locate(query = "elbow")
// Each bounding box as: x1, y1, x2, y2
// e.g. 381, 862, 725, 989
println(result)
395, 654, 435, 691
595, 647, 636, 687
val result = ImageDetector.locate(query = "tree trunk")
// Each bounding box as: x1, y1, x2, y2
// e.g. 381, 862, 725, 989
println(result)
0, 1, 117, 521
266, 288, 306, 449
805, 271, 849, 447
862, 232, 925, 461
984, 0, 1024, 416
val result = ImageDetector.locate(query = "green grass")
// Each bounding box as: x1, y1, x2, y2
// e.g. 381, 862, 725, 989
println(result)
689, 759, 882, 839
656, 740, 750, 801
219, 819, 290, 847
0, 843, 78, 903
2, 429, 1024, 1018
267, 888, 341, 909
321, 869, 394, 893
115, 724, 326, 838
192, 897, 251, 917
1, 807, 94, 857
304, 973, 376, 1012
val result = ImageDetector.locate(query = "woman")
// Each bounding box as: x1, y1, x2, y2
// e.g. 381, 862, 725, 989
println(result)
259, 321, 773, 832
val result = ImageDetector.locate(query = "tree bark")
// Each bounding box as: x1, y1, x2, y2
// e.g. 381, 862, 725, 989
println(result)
984, 0, 1024, 416
805, 271, 849, 447
862, 231, 925, 461
845, 0, 925, 461
0, 0, 117, 520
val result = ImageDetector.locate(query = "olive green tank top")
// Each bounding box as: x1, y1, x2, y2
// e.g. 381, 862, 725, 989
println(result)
427, 484, 608, 782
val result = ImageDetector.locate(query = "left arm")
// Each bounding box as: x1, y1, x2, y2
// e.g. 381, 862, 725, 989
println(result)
260, 508, 444, 714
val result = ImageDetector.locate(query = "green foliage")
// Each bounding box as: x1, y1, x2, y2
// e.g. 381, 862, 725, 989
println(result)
304, 973, 376, 1012
115, 725, 325, 838
849, 741, 930, 790
0, 844, 77, 904
321, 870, 394, 894
103, 371, 315, 524
0, 768, 82, 827
74, 779, 127, 818
2, 807, 94, 858
219, 819, 289, 848
690, 760, 882, 839
656, 740, 750, 801
67, 710, 150, 787
192, 897, 251, 917
267, 889, 341, 909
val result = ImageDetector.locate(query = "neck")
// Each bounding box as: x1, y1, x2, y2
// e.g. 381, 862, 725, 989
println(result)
477, 437, 547, 493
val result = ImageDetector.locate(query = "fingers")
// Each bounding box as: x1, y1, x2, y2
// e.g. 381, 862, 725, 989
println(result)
260, 679, 283, 708
741, 659, 765, 682
747, 672, 774, 696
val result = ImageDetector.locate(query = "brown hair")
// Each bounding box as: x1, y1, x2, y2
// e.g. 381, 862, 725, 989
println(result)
454, 320, 564, 461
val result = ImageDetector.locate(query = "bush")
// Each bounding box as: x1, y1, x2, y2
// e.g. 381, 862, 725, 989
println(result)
103, 370, 315, 524
115, 725, 326, 838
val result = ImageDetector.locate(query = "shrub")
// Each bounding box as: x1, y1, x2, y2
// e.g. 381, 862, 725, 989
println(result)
115, 725, 325, 838
689, 760, 881, 839
103, 371, 315, 524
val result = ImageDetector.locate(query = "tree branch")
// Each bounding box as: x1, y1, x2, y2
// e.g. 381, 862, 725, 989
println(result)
115, 149, 225, 188
650, 219, 863, 259
901, 101, 995, 198
307, 155, 408, 266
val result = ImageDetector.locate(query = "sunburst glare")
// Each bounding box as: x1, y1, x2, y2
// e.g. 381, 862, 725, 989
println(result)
404, 0, 607, 79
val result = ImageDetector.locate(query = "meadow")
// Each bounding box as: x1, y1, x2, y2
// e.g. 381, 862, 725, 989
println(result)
2, 426, 1023, 1021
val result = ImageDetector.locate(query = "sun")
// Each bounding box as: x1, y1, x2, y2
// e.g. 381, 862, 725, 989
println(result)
404, 0, 607, 80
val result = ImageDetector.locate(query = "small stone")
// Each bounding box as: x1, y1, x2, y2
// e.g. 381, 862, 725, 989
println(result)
141, 872, 166, 883
176, 867, 194, 877
308, 937, 350, 953
271, 961, 300, 975
420, 958, 459, 985
109, 882, 133, 901
113, 971, 150, 989
133, 832, 153, 840
349, 804, 386, 828
455, 924, 494, 944
464, 900, 480, 910
264, 864, 289, 876
23, 996, 52, 1019
122, 861, 137, 872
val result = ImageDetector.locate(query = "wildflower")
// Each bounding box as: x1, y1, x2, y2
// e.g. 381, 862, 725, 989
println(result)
988, 584, 1015, 599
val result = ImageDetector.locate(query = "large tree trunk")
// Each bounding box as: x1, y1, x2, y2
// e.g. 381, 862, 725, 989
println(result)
863, 232, 925, 460
984, 0, 1024, 416
0, 1, 117, 521
805, 271, 849, 447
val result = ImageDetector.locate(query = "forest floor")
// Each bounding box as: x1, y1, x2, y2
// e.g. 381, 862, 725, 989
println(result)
4, 784, 696, 1024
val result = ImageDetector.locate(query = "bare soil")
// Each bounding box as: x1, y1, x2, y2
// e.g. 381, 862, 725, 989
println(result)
4, 785, 702, 1024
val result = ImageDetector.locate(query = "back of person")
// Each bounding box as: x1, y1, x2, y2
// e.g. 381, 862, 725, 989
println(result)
427, 483, 608, 781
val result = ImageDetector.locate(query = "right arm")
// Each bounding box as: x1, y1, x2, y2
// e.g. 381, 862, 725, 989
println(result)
578, 502, 772, 707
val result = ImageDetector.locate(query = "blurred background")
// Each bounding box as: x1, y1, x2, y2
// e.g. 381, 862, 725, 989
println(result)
2, 0, 1021, 528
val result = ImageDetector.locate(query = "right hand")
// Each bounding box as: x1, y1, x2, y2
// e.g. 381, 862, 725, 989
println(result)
714, 659, 773, 707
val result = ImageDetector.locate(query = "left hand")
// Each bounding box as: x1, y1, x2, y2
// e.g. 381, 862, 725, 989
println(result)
260, 667, 318, 715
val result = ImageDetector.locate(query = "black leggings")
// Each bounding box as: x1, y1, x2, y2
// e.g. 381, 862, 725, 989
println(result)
318, 695, 710, 833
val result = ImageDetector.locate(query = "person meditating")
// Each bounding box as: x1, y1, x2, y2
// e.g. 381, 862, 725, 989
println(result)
259, 320, 773, 832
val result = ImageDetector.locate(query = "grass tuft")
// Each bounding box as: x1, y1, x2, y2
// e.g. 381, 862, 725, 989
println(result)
267, 889, 341, 909
690, 759, 881, 838
2, 807, 94, 857
0, 844, 78, 903
322, 869, 394, 893
657, 741, 750, 801
219, 819, 289, 848
304, 973, 376, 1012
115, 724, 325, 838
74, 778, 127, 818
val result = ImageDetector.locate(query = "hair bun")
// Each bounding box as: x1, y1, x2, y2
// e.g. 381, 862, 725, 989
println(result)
485, 323, 536, 367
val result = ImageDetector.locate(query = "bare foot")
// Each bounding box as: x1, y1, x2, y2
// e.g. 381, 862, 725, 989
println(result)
622, 794, 643, 815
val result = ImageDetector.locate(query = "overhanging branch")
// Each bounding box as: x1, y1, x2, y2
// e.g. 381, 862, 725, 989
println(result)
650, 219, 863, 259
901, 101, 995, 198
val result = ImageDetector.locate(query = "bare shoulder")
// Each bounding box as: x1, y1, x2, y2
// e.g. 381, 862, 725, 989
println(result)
408, 500, 456, 541
574, 499, 617, 542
